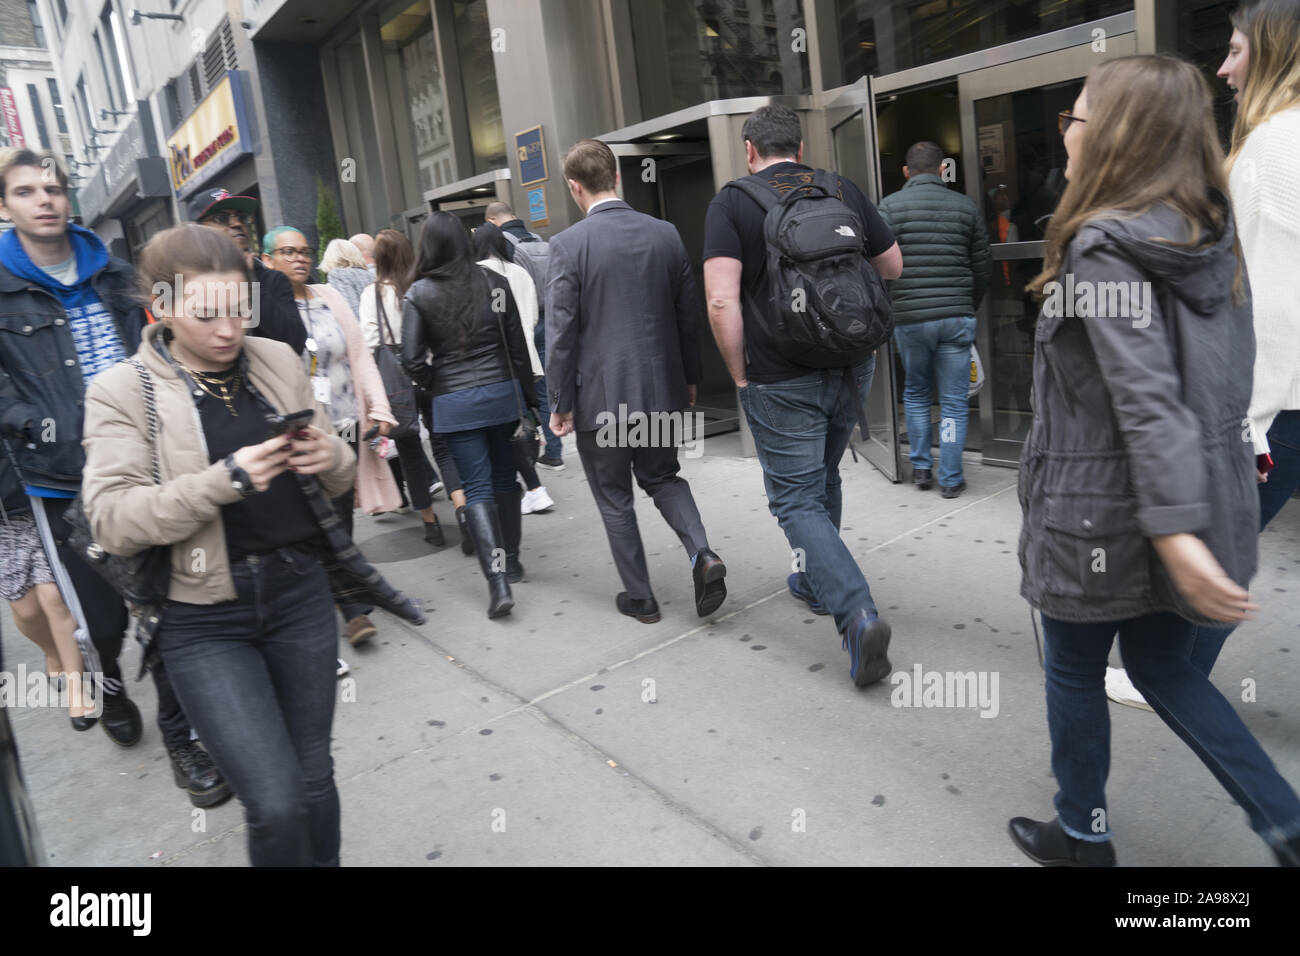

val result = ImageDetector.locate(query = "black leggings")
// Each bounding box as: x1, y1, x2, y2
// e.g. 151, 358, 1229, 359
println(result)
418, 392, 463, 495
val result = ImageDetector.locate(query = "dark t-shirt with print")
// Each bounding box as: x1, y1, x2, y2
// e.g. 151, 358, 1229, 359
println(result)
702, 162, 895, 383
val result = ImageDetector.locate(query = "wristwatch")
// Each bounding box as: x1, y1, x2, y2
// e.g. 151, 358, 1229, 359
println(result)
223, 454, 256, 498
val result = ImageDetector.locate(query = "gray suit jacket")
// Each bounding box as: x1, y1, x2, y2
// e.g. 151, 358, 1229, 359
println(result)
544, 200, 702, 432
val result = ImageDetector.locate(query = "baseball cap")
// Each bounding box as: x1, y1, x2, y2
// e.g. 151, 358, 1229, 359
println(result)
187, 187, 259, 222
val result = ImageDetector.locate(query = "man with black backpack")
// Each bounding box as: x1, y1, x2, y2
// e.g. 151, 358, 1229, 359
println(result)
703, 105, 903, 688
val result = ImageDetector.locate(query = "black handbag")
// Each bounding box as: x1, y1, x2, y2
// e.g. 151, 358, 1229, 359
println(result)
64, 358, 171, 608
373, 285, 420, 440
491, 283, 540, 464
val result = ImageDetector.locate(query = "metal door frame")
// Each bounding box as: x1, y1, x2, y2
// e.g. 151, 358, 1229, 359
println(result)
819, 75, 902, 482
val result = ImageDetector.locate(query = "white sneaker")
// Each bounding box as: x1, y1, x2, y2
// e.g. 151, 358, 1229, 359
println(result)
1105, 666, 1152, 712
523, 487, 554, 514
336, 658, 350, 679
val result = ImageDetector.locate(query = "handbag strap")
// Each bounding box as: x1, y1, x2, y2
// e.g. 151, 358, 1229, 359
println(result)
375, 284, 399, 349
128, 357, 161, 485
489, 274, 531, 424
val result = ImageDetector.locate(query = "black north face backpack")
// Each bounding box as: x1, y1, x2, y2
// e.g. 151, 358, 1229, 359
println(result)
728, 170, 894, 368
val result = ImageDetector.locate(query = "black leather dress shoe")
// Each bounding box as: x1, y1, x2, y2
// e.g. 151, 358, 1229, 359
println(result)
170, 742, 234, 808
616, 592, 661, 623
912, 468, 933, 490
1008, 816, 1116, 867
70, 715, 98, 732
100, 691, 143, 747
692, 549, 727, 618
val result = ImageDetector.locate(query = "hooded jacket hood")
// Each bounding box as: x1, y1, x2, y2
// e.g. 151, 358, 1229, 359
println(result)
0, 222, 109, 293
1079, 194, 1242, 316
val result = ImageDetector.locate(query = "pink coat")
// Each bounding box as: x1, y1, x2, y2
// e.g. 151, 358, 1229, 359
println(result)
309, 283, 400, 515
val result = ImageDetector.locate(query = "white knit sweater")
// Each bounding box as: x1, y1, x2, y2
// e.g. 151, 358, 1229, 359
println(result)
1229, 106, 1300, 455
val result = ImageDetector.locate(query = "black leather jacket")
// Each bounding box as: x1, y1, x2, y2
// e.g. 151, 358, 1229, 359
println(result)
0, 256, 145, 491
401, 267, 538, 408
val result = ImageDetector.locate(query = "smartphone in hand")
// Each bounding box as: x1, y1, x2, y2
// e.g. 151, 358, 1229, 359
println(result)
265, 409, 315, 439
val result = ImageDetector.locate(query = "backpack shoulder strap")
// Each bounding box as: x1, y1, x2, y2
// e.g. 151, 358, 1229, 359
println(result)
726, 175, 780, 213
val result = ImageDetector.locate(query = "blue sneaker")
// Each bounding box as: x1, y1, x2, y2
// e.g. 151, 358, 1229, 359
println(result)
787, 572, 829, 615
841, 610, 892, 687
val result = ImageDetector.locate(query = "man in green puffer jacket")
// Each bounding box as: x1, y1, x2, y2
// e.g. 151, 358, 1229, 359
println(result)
877, 141, 991, 498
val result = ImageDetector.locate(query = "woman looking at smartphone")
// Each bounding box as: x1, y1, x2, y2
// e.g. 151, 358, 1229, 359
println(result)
80, 224, 357, 866
1010, 55, 1300, 866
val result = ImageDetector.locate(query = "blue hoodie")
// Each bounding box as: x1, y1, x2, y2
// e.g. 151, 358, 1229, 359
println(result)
0, 223, 126, 496
0, 223, 126, 384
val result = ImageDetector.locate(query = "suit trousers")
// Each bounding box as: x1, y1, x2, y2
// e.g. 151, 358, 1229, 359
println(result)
575, 429, 709, 601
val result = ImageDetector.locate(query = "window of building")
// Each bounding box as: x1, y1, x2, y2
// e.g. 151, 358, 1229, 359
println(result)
834, 0, 1134, 83
381, 0, 454, 201
630, 0, 812, 118
26, 84, 50, 149
26, 1, 45, 47
47, 78, 68, 134
162, 79, 183, 133
451, 1, 506, 175
99, 4, 131, 108
74, 75, 95, 144
56, 0, 68, 23
92, 31, 117, 113
334, 31, 390, 230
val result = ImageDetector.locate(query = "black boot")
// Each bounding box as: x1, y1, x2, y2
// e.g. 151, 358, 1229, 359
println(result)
456, 506, 474, 556
170, 742, 233, 808
463, 502, 514, 619
424, 513, 445, 546
1008, 816, 1116, 867
497, 486, 524, 583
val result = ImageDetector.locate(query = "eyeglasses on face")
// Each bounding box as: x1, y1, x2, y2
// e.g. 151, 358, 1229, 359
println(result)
1058, 111, 1087, 137
272, 246, 313, 260
203, 210, 252, 227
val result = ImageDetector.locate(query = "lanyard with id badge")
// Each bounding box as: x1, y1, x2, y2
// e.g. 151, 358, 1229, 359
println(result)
305, 335, 332, 405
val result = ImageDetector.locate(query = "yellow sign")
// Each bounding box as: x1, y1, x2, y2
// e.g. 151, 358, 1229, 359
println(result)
166, 74, 246, 194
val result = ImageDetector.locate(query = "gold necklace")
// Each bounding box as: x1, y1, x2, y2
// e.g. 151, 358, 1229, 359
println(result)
178, 360, 242, 416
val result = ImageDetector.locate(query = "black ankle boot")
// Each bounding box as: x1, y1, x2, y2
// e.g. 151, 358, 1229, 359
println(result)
424, 513, 445, 546
463, 502, 514, 619
496, 487, 524, 583
1008, 816, 1116, 867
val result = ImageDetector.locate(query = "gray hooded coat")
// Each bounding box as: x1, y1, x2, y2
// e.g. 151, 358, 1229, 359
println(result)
1018, 197, 1258, 624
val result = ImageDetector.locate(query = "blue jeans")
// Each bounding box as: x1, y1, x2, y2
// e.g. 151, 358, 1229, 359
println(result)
156, 544, 340, 866
1041, 611, 1300, 851
1189, 409, 1300, 674
894, 316, 977, 487
534, 322, 561, 460
444, 421, 519, 506
739, 359, 877, 631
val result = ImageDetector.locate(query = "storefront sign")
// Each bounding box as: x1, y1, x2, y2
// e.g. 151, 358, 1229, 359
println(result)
0, 89, 25, 148
166, 72, 254, 198
515, 125, 547, 187
527, 186, 548, 228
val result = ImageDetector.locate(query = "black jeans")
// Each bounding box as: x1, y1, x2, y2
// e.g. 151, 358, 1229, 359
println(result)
156, 544, 340, 866
41, 497, 189, 749
388, 434, 436, 512
331, 431, 373, 621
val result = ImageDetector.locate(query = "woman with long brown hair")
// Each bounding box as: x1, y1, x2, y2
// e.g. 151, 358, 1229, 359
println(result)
1009, 54, 1300, 866
358, 228, 458, 545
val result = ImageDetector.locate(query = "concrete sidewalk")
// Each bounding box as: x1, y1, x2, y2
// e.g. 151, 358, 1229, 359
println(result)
4, 433, 1297, 866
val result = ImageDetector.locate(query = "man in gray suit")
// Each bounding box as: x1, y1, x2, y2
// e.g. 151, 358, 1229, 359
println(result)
546, 139, 726, 623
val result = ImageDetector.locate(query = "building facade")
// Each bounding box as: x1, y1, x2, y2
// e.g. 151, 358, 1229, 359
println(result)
27, 1, 1248, 471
